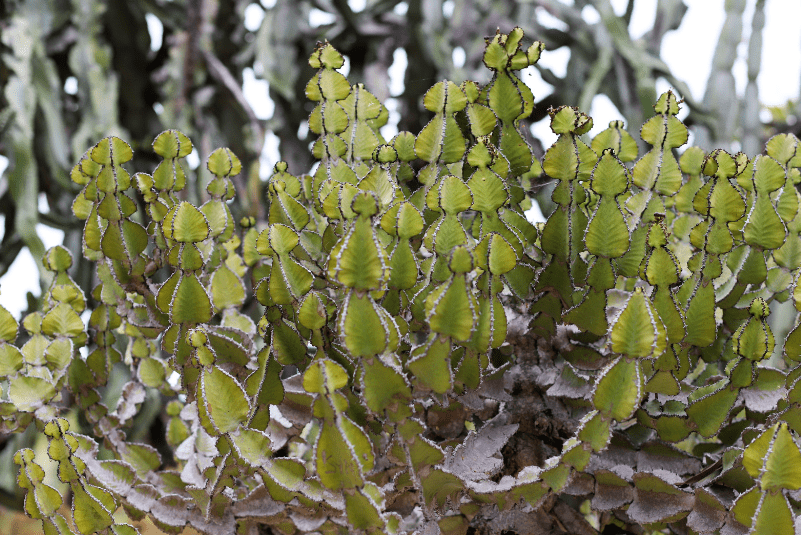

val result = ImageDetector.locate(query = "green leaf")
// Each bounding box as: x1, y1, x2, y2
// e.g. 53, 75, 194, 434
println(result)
423, 81, 467, 115
743, 426, 776, 479
201, 200, 232, 238
271, 321, 307, 365
111, 524, 139, 535
541, 458, 571, 491
785, 321, 801, 362
633, 95, 687, 194
766, 133, 801, 166
42, 303, 84, 337
350, 190, 380, 217
561, 438, 591, 470
425, 213, 470, 257
72, 485, 114, 534
577, 410, 612, 452
426, 274, 476, 341
9, 376, 56, 412
316, 422, 365, 490
246, 347, 284, 404
610, 289, 666, 358
207, 147, 242, 178
697, 150, 747, 254
152, 158, 185, 192
388, 241, 419, 290
392, 131, 417, 161
408, 335, 453, 394
686, 381, 738, 437
743, 156, 787, 250
257, 223, 298, 256
307, 52, 348, 90
474, 233, 517, 275
45, 339, 73, 370
549, 106, 593, 136
345, 489, 383, 529
415, 115, 466, 164
593, 357, 642, 420
0, 345, 23, 376
641, 217, 680, 284
731, 486, 761, 528
138, 357, 166, 388
489, 73, 526, 123
328, 215, 388, 292
469, 168, 507, 213
229, 427, 272, 466
44, 245, 74, 272
592, 120, 638, 162
170, 274, 212, 324
339, 291, 397, 357
0, 305, 19, 342
200, 367, 251, 434
167, 202, 210, 243
303, 358, 348, 394
464, 90, 498, 137
752, 491, 794, 534
422, 469, 463, 507
682, 279, 717, 347
760, 423, 801, 490
34, 483, 64, 518
269, 255, 313, 305
298, 291, 328, 330
211, 264, 246, 310
380, 201, 424, 239
269, 184, 310, 231
91, 136, 132, 167
439, 515, 469, 535
585, 150, 631, 258
153, 129, 192, 158
156, 271, 180, 314
470, 293, 507, 352
361, 357, 412, 421
563, 287, 608, 337
337, 104, 374, 146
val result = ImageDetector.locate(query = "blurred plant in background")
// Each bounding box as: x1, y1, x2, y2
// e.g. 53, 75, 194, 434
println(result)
2, 0, 798, 310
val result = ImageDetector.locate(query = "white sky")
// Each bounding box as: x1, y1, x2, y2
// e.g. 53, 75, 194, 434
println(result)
1, 0, 800, 319
529, 0, 801, 146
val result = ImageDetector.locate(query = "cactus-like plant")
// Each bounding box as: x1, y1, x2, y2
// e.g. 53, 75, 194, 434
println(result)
5, 29, 801, 534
